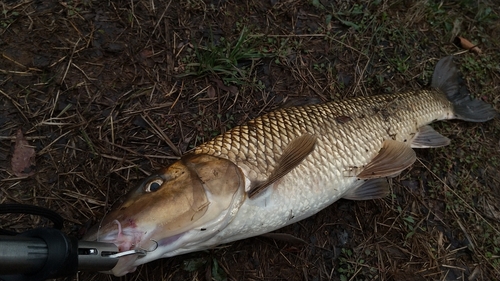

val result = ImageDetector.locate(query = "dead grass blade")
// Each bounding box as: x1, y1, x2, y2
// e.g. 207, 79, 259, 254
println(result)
142, 114, 181, 157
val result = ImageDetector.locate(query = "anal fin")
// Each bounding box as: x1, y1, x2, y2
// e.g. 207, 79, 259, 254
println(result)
343, 178, 390, 200
248, 134, 317, 198
358, 140, 416, 179
411, 125, 450, 148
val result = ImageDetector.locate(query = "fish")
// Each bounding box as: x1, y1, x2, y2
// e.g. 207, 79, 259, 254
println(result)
83, 56, 497, 276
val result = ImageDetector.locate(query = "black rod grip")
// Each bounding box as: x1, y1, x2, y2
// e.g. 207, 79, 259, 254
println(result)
0, 236, 47, 275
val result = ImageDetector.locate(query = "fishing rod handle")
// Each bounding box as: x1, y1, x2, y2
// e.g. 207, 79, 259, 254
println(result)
0, 228, 119, 281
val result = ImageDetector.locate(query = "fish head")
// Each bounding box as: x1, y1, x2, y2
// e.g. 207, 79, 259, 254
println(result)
84, 154, 246, 276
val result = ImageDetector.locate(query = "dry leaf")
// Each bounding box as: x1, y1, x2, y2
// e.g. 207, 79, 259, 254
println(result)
454, 36, 482, 54
207, 85, 216, 98
11, 129, 36, 177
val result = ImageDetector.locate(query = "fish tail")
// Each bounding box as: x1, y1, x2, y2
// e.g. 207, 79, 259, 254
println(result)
431, 56, 497, 122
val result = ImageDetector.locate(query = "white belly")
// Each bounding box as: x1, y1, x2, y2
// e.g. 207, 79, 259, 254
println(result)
214, 161, 359, 245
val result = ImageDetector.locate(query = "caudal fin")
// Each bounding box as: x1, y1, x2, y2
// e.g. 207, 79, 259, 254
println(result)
431, 56, 497, 122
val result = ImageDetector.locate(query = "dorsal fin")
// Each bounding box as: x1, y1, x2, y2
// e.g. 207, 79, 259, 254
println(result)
358, 140, 416, 179
411, 125, 450, 148
248, 134, 317, 198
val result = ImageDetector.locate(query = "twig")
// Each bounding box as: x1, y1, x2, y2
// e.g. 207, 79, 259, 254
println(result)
0, 89, 29, 123
142, 114, 181, 157
416, 158, 500, 236
52, 38, 81, 117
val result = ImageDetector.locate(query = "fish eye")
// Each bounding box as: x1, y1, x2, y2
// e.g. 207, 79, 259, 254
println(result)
144, 178, 163, 193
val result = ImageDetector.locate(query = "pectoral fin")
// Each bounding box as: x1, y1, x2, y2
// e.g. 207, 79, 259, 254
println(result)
358, 140, 416, 179
248, 134, 317, 198
343, 178, 390, 200
411, 125, 450, 148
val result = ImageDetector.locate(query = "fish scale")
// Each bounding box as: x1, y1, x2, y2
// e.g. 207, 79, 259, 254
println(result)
187, 90, 453, 245
84, 56, 497, 276
194, 90, 452, 181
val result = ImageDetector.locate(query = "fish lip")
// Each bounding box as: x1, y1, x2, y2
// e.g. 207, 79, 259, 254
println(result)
109, 232, 187, 276
94, 220, 146, 252
96, 220, 149, 276
110, 254, 140, 276
97, 220, 187, 276
86, 215, 187, 275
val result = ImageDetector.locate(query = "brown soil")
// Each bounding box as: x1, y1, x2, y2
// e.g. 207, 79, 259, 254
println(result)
1, 0, 500, 280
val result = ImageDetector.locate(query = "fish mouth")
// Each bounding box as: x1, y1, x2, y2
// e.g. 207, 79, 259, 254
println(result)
97, 220, 144, 252
93, 219, 187, 276
83, 154, 247, 276
95, 220, 150, 276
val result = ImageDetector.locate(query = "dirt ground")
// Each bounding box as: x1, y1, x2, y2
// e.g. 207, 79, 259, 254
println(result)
1, 0, 500, 280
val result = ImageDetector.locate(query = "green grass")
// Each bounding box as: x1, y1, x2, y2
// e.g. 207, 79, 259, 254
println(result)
182, 255, 227, 281
179, 27, 266, 86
